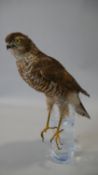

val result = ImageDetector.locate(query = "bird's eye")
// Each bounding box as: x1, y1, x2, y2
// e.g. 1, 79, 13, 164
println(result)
15, 37, 21, 44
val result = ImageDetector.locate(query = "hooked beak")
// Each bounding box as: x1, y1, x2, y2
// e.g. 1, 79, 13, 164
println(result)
6, 44, 16, 49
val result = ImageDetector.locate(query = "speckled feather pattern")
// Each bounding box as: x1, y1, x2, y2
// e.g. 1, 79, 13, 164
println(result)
5, 32, 90, 119
16, 53, 66, 98
5, 32, 90, 149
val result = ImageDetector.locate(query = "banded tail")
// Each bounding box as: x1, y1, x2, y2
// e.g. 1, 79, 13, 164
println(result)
80, 88, 90, 97
76, 101, 90, 119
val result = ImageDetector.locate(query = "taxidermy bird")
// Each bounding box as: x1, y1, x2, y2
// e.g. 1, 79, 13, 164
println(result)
5, 32, 90, 149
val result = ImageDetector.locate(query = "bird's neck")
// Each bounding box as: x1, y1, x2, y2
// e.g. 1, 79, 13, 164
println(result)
15, 51, 39, 64
14, 44, 41, 63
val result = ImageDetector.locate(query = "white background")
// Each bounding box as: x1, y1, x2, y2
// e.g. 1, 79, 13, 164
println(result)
0, 0, 98, 175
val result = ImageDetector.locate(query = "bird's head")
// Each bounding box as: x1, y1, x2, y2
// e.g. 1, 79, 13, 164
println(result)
5, 32, 33, 57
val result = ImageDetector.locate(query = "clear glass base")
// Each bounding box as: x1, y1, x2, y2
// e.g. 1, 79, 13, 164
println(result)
51, 148, 74, 164
50, 105, 76, 164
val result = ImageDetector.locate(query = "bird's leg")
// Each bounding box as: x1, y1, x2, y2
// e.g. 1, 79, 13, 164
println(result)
50, 114, 64, 149
50, 104, 69, 149
41, 109, 57, 142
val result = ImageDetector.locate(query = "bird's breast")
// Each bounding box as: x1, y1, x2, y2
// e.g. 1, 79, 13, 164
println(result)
16, 60, 36, 87
16, 60, 46, 91
16, 60, 65, 96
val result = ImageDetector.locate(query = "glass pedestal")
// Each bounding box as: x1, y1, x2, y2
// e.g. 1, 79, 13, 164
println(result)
50, 105, 75, 164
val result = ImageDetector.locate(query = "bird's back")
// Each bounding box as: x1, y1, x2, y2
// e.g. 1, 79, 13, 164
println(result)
16, 51, 89, 98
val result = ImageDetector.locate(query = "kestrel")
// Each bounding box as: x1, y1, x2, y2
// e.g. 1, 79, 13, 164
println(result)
5, 32, 90, 149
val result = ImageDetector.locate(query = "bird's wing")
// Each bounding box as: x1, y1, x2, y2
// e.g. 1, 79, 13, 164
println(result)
33, 57, 89, 96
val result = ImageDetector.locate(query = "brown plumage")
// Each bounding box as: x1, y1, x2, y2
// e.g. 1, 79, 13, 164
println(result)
5, 32, 90, 149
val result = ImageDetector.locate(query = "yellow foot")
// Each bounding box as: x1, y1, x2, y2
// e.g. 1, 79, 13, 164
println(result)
41, 126, 57, 142
50, 129, 64, 150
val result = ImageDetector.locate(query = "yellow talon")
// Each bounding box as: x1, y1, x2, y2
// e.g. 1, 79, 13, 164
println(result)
50, 129, 63, 149
41, 126, 57, 142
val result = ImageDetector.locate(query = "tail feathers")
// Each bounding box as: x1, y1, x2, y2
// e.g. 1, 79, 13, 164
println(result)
76, 102, 91, 119
80, 88, 90, 97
